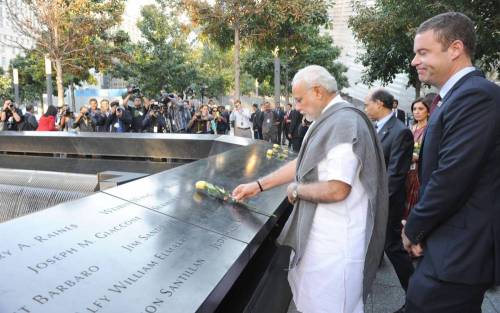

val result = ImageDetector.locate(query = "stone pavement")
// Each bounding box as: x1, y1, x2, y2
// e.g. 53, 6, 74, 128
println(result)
289, 255, 500, 312
366, 256, 500, 313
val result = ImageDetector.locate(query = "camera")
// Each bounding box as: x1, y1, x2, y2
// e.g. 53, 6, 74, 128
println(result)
158, 93, 176, 105
185, 87, 194, 98
195, 112, 202, 120
84, 111, 90, 117
116, 107, 123, 114
127, 85, 141, 95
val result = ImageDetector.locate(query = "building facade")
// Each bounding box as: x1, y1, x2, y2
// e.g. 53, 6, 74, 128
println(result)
328, 0, 426, 112
0, 0, 33, 72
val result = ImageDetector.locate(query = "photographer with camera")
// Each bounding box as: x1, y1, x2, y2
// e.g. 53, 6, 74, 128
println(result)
187, 104, 213, 134
105, 101, 132, 133
123, 86, 150, 133
214, 105, 229, 134
142, 101, 168, 133
1, 99, 24, 131
72, 106, 96, 132
95, 99, 111, 132
163, 94, 190, 133
58, 105, 75, 131
184, 100, 195, 117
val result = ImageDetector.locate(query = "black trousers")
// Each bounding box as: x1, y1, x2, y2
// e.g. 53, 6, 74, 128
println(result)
385, 206, 415, 291
406, 263, 490, 313
253, 128, 263, 140
290, 137, 301, 152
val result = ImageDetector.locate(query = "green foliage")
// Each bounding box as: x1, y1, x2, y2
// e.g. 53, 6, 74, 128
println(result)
349, 0, 500, 93
109, 4, 199, 97
240, 72, 256, 95
243, 27, 348, 95
192, 44, 234, 98
9, 0, 127, 105
0, 76, 13, 100
9, 51, 50, 103
183, 0, 343, 98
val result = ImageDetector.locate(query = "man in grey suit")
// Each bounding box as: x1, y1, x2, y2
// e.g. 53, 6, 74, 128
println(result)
365, 89, 414, 313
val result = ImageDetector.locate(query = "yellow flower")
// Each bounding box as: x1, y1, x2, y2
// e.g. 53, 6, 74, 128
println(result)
195, 180, 208, 190
266, 149, 274, 157
273, 144, 280, 149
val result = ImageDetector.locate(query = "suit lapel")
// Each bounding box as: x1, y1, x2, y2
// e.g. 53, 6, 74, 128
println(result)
441, 69, 483, 106
418, 69, 483, 179
377, 115, 396, 143
421, 69, 483, 147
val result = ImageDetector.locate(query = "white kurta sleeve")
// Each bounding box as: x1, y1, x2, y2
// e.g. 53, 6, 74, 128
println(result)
320, 143, 359, 186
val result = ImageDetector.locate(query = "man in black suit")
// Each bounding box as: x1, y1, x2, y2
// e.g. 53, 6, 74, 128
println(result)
393, 99, 406, 124
274, 104, 285, 144
286, 105, 303, 152
365, 89, 414, 312
402, 12, 500, 313
250, 103, 263, 139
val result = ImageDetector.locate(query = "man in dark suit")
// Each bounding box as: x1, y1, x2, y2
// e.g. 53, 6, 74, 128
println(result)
393, 99, 406, 125
274, 104, 285, 144
286, 105, 303, 152
365, 89, 414, 312
402, 12, 500, 313
250, 103, 263, 139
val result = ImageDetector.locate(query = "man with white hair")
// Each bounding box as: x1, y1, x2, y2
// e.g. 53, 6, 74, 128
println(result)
233, 65, 388, 312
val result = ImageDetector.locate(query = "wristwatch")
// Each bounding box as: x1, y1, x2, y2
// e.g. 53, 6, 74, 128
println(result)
291, 183, 299, 203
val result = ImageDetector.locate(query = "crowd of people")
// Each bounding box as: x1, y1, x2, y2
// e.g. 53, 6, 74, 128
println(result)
0, 91, 234, 134
0, 88, 315, 152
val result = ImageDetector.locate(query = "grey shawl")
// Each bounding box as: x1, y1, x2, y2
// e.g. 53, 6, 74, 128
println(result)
277, 101, 388, 300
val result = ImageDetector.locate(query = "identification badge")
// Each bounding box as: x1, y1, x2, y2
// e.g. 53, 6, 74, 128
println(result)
267, 119, 270, 123
113, 122, 120, 128
153, 126, 158, 133
172, 120, 176, 126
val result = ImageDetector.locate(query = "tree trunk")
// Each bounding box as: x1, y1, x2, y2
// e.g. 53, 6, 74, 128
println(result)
234, 18, 240, 101
274, 55, 280, 106
55, 58, 64, 107
285, 64, 289, 105
40, 94, 45, 115
414, 80, 421, 98
70, 82, 76, 112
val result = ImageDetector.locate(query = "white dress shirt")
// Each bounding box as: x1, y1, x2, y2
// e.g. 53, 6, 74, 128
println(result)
230, 108, 252, 129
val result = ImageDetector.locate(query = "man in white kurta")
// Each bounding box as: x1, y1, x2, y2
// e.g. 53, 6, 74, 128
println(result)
233, 65, 386, 313
288, 142, 368, 313
288, 95, 368, 313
